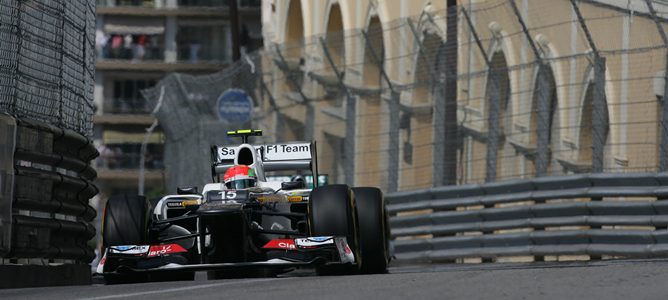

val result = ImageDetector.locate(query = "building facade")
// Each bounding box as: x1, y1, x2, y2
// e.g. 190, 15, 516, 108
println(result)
258, 0, 668, 193
93, 0, 262, 199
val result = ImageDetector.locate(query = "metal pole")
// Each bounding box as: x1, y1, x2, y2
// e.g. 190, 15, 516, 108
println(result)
569, 0, 606, 173
230, 0, 241, 61
139, 86, 165, 196
644, 0, 668, 171
443, 0, 459, 185
319, 37, 356, 186
387, 91, 400, 192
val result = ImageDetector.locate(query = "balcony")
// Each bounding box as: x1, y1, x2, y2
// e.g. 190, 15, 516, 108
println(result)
97, 0, 261, 17
107, 98, 152, 114
97, 0, 155, 6
95, 152, 164, 171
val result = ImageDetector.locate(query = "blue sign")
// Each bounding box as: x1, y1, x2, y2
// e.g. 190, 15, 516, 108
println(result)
217, 89, 252, 123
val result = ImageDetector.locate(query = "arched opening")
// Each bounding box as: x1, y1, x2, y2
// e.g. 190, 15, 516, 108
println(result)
484, 50, 511, 180
284, 0, 304, 58
316, 3, 347, 184
363, 17, 383, 87
578, 82, 609, 164
276, 0, 306, 141
355, 16, 384, 188
399, 32, 443, 190
528, 63, 559, 175
323, 3, 344, 74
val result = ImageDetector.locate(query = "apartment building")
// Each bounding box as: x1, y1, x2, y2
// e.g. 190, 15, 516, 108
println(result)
93, 0, 262, 199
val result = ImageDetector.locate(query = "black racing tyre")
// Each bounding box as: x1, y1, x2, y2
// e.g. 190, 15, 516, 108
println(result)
309, 184, 361, 275
353, 187, 390, 274
102, 194, 151, 284
102, 194, 150, 247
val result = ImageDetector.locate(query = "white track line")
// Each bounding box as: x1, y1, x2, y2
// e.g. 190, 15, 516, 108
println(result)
78, 278, 286, 300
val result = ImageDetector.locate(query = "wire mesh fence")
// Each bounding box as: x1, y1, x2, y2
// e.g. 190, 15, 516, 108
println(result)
144, 0, 668, 193
0, 0, 96, 137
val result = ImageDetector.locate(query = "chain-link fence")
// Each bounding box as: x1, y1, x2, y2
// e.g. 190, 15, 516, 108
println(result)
0, 0, 96, 137
145, 0, 668, 193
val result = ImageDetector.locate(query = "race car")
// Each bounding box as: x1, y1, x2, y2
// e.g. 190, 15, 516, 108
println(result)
97, 129, 390, 283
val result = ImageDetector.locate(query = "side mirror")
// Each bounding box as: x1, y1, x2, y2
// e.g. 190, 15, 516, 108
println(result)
177, 186, 198, 195
281, 181, 305, 190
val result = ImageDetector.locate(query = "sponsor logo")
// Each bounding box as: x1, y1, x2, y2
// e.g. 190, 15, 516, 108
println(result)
109, 245, 150, 255
287, 196, 303, 202
334, 237, 355, 264
295, 236, 334, 248
147, 244, 188, 257
310, 236, 332, 242
264, 143, 312, 161
256, 194, 287, 203
262, 239, 296, 250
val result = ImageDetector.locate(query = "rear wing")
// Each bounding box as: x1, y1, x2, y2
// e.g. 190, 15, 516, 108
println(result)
210, 141, 319, 186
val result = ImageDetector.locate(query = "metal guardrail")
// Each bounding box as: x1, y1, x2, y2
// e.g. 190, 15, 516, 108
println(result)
387, 173, 668, 262
1, 116, 99, 263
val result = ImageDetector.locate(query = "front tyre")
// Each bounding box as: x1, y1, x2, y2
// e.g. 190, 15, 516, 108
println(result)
102, 194, 150, 284
353, 187, 390, 274
309, 184, 361, 275
102, 194, 149, 248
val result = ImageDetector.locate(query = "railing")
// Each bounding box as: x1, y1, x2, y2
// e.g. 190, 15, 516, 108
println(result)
0, 115, 98, 287
98, 44, 165, 61
96, 0, 259, 8
107, 98, 152, 114
177, 44, 227, 63
387, 173, 668, 262
96, 152, 164, 170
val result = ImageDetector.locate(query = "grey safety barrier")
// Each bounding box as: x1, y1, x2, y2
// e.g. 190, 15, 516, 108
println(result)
387, 173, 668, 262
0, 116, 98, 288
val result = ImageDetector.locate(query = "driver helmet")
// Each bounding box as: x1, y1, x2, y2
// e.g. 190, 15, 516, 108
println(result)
223, 165, 257, 190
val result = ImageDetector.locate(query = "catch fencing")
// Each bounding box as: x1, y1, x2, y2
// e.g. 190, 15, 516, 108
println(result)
0, 0, 96, 137
146, 0, 668, 194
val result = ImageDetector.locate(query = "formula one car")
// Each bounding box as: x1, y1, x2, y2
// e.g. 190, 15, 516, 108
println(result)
97, 129, 390, 283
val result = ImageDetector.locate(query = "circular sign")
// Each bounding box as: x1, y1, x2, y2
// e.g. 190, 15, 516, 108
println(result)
217, 89, 253, 123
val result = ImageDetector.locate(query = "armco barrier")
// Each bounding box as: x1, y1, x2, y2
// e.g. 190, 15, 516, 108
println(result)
0, 115, 98, 288
387, 173, 668, 262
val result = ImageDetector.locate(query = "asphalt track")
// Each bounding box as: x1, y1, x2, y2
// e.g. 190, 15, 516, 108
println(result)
2, 259, 668, 300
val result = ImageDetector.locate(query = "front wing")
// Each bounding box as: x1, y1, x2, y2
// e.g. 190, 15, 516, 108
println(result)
97, 236, 355, 275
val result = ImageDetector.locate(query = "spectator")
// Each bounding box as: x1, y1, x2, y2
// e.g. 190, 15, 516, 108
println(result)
111, 35, 123, 58
96, 143, 115, 168
95, 31, 108, 58
123, 34, 133, 59
136, 35, 146, 60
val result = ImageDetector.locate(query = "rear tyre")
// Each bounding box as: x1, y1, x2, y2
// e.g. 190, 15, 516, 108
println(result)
353, 187, 390, 274
309, 184, 361, 275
